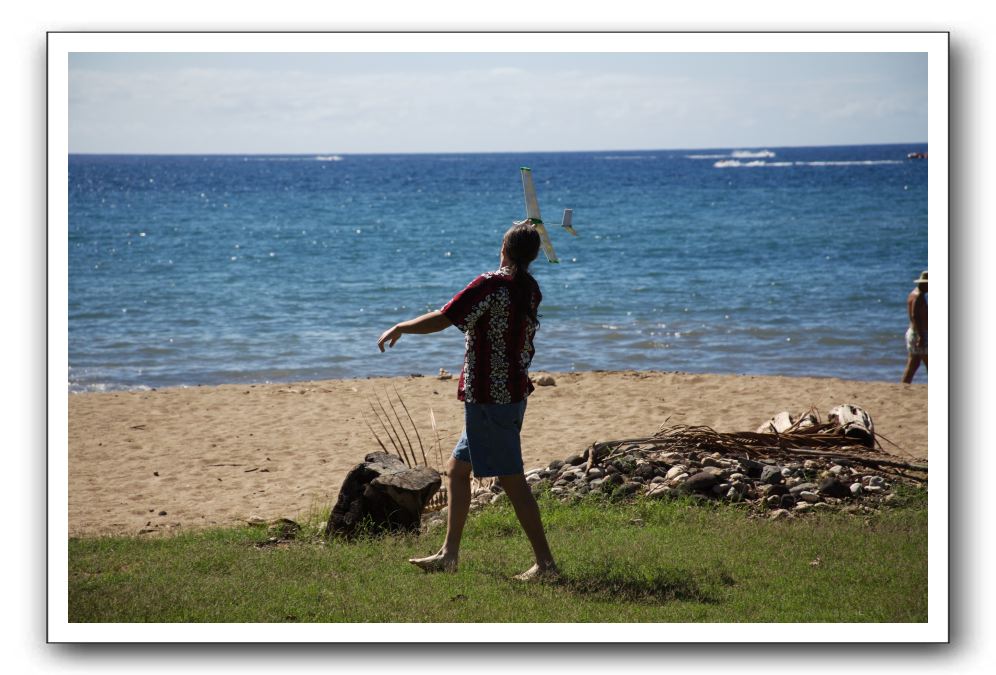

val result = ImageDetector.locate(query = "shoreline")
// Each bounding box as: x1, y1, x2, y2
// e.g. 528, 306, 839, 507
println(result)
68, 370, 927, 537
68, 366, 925, 396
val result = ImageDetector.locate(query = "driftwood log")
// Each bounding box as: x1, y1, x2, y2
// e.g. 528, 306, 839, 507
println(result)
326, 451, 441, 539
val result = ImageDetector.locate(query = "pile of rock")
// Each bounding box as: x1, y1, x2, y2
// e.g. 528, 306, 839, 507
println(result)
421, 447, 922, 530
522, 447, 916, 518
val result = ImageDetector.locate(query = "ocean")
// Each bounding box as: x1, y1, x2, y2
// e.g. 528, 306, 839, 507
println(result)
68, 144, 928, 392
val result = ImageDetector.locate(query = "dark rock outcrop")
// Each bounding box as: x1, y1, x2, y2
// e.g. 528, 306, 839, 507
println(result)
326, 452, 441, 539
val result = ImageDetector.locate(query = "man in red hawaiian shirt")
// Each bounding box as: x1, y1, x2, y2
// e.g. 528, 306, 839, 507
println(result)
377, 223, 557, 581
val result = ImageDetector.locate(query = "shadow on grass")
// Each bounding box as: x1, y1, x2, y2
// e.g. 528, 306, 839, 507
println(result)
550, 562, 730, 605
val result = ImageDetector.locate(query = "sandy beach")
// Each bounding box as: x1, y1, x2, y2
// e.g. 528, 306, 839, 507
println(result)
67, 371, 928, 537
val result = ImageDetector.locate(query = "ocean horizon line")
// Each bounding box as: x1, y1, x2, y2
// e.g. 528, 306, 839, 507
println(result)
68, 141, 928, 158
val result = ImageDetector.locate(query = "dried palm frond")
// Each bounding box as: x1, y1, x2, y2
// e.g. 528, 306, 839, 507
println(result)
585, 422, 926, 482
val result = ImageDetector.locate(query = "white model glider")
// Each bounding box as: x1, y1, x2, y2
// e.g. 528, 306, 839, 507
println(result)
519, 167, 576, 264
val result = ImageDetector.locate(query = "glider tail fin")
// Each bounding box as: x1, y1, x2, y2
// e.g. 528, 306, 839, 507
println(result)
560, 208, 577, 236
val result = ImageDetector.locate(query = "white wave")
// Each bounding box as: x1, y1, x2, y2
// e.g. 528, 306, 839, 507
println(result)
799, 160, 903, 166
731, 149, 776, 159
314, 155, 344, 161
685, 154, 729, 159
715, 158, 903, 169
714, 159, 773, 168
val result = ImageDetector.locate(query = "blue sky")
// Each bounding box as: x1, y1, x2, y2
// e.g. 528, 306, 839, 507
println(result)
69, 52, 927, 153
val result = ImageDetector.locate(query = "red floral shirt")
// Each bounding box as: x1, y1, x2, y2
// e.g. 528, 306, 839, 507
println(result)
441, 267, 542, 404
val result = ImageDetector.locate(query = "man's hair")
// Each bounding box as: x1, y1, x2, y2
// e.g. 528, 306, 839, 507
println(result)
502, 223, 541, 326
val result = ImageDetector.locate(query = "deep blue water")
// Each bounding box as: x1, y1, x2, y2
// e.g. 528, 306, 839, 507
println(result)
68, 145, 928, 392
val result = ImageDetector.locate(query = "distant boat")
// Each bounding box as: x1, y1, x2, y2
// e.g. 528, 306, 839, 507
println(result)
907, 152, 928, 160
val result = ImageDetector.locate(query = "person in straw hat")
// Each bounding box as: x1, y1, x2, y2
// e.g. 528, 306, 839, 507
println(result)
901, 270, 928, 383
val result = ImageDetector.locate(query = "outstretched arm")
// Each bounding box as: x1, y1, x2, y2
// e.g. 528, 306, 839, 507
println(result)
378, 311, 452, 352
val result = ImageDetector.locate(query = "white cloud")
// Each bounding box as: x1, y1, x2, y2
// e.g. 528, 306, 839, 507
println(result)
69, 60, 926, 153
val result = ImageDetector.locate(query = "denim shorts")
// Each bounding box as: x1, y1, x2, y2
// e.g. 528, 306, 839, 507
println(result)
452, 400, 527, 477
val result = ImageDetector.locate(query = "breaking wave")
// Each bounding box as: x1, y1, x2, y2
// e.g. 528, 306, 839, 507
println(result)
714, 159, 905, 168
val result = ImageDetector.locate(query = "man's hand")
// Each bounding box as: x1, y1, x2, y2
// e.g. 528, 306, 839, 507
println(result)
377, 325, 402, 352
377, 311, 452, 353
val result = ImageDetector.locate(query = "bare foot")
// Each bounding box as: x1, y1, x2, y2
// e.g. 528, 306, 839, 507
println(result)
408, 553, 457, 573
513, 563, 559, 582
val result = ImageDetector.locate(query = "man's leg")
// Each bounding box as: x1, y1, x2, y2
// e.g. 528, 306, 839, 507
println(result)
497, 473, 557, 579
902, 354, 922, 383
409, 456, 471, 572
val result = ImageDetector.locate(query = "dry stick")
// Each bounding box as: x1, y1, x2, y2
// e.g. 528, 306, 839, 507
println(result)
360, 412, 390, 455
394, 385, 428, 467
366, 397, 405, 464
429, 407, 443, 468
374, 393, 413, 467
872, 430, 917, 459
384, 388, 417, 467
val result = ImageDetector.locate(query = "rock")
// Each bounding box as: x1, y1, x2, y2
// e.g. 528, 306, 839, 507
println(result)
530, 479, 551, 495
534, 374, 556, 386
526, 473, 542, 484
757, 411, 795, 434
729, 473, 746, 481
586, 467, 605, 480
565, 453, 585, 466
437, 368, 452, 380
619, 482, 641, 496
268, 518, 301, 539
668, 473, 689, 485
769, 509, 791, 520
798, 491, 820, 503
850, 483, 864, 497
634, 463, 656, 479
702, 456, 724, 468
548, 459, 565, 470
760, 465, 784, 485
811, 502, 832, 511
761, 484, 789, 498
819, 478, 851, 498
647, 484, 673, 499
797, 410, 819, 429
828, 404, 875, 447
649, 476, 666, 484
766, 495, 781, 507
864, 485, 884, 494
829, 465, 845, 476
701, 466, 725, 477
588, 478, 605, 489
246, 515, 267, 526
666, 465, 689, 480
789, 482, 819, 495
603, 473, 624, 487
683, 471, 719, 494
779, 494, 797, 509
740, 459, 766, 479
326, 452, 442, 539
795, 502, 812, 513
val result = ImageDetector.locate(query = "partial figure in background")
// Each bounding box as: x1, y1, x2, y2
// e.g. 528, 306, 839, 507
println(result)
901, 270, 928, 383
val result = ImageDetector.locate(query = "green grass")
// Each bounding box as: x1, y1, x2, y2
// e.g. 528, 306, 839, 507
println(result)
68, 491, 928, 622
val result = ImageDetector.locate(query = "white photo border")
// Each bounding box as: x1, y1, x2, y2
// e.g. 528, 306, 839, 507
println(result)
48, 30, 948, 643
